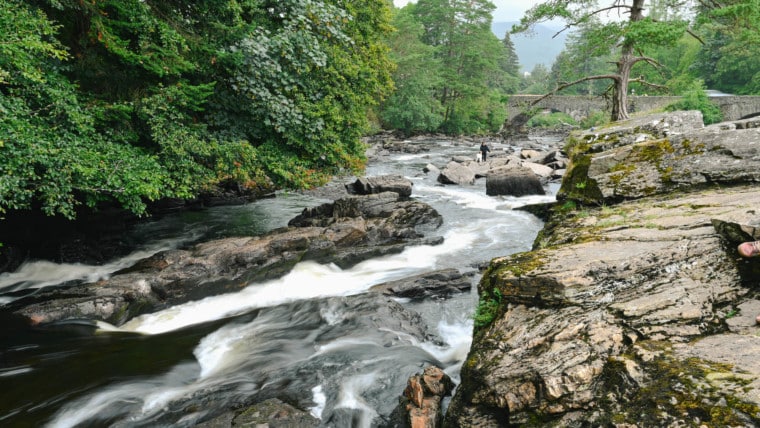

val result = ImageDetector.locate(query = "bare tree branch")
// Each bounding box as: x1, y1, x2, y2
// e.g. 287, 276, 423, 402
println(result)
523, 74, 621, 107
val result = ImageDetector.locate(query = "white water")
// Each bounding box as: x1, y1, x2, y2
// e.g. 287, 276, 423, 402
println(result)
120, 225, 478, 335
4, 137, 560, 428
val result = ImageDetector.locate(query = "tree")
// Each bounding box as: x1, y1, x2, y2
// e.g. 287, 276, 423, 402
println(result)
497, 32, 522, 94
692, 0, 760, 94
513, 0, 690, 121
521, 63, 552, 94
1, 0, 394, 219
380, 5, 443, 134
413, 0, 505, 134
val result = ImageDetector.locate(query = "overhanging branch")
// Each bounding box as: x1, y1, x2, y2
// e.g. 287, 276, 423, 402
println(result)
525, 74, 620, 107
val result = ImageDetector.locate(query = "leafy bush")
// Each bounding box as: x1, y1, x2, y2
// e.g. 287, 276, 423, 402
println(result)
1, 0, 394, 218
665, 81, 723, 125
580, 110, 609, 129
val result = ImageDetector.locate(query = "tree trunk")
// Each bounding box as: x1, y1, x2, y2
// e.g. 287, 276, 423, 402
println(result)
611, 55, 631, 121
611, 0, 646, 121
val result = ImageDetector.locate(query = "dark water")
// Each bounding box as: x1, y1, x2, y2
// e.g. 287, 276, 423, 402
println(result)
0, 137, 559, 427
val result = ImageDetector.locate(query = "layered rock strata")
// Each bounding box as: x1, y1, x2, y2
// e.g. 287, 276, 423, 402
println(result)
446, 111, 760, 426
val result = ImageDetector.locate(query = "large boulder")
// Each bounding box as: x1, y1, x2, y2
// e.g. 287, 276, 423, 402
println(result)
485, 166, 546, 197
437, 161, 476, 185
346, 175, 413, 198
559, 110, 760, 204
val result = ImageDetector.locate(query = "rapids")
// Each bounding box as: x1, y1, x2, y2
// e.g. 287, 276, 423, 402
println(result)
0, 136, 559, 427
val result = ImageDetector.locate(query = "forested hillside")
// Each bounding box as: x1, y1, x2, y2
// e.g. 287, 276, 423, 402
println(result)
0, 0, 394, 220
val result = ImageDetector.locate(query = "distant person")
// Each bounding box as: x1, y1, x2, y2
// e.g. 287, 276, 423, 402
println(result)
480, 142, 490, 162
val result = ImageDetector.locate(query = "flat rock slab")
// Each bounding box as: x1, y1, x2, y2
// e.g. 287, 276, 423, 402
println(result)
448, 183, 760, 426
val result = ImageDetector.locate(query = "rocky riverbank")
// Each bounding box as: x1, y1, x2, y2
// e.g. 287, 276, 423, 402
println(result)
445, 111, 760, 426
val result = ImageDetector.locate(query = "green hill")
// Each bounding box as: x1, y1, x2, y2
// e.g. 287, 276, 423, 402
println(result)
491, 22, 568, 74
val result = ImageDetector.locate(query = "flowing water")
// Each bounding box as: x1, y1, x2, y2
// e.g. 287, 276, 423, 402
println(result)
0, 136, 560, 427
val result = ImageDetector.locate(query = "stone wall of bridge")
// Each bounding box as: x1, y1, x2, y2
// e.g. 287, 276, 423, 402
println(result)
507, 95, 760, 123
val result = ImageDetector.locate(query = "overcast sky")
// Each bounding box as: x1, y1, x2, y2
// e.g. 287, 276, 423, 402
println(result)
392, 0, 536, 22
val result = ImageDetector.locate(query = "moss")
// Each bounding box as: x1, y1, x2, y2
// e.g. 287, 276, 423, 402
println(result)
598, 340, 760, 426
558, 153, 604, 204
473, 288, 502, 329
473, 252, 546, 333
497, 251, 546, 278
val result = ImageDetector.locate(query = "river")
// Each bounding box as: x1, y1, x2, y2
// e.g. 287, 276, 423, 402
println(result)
0, 135, 560, 427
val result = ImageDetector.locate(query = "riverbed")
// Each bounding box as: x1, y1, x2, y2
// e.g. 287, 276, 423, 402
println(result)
0, 135, 560, 427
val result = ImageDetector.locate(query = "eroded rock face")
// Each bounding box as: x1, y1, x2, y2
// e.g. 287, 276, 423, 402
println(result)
5, 191, 443, 326
399, 366, 455, 428
446, 112, 760, 426
560, 111, 760, 204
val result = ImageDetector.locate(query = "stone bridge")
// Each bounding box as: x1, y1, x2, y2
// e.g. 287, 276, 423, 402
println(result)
507, 95, 760, 123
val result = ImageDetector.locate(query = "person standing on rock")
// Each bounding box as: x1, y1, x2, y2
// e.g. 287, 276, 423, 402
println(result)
480, 142, 490, 162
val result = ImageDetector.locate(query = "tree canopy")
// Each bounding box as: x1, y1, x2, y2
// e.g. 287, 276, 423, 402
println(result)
513, 0, 693, 121
0, 0, 394, 219
379, 0, 517, 135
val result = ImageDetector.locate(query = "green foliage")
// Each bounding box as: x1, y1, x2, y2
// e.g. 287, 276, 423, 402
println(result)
527, 112, 577, 128
520, 63, 553, 94
474, 288, 502, 328
580, 110, 609, 129
664, 81, 723, 125
1, 0, 394, 219
380, 6, 443, 135
693, 0, 760, 95
380, 0, 516, 135
513, 0, 699, 121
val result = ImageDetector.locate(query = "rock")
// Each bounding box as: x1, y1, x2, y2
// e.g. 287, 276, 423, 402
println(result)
446, 112, 760, 426
452, 155, 472, 163
399, 366, 455, 428
196, 399, 319, 428
437, 161, 476, 185
346, 175, 413, 198
485, 166, 546, 196
424, 163, 440, 174
521, 161, 554, 180
559, 110, 760, 204
519, 149, 542, 160
6, 191, 444, 326
369, 269, 472, 299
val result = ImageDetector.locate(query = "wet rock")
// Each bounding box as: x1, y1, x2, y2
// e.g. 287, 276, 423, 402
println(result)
346, 175, 413, 198
485, 166, 546, 197
370, 269, 473, 300
437, 161, 476, 185
196, 398, 319, 428
5, 191, 443, 326
399, 366, 455, 428
447, 112, 760, 426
